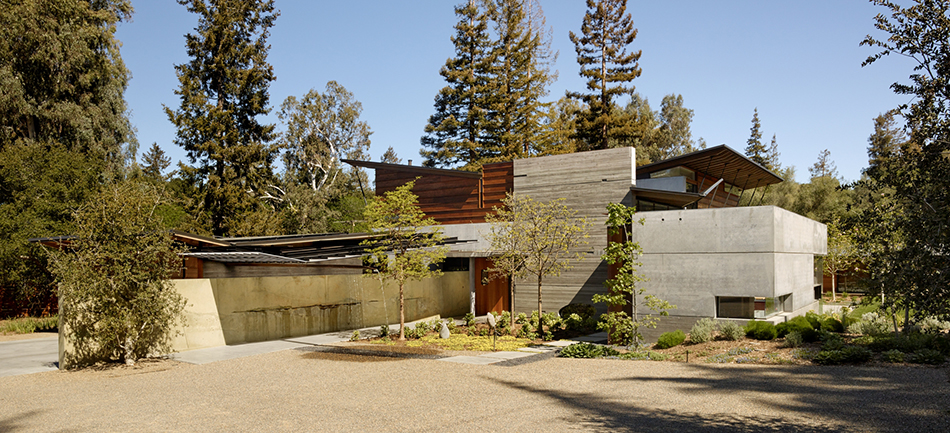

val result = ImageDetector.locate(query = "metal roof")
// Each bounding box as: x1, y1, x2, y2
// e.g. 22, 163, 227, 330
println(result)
181, 251, 306, 264
637, 145, 783, 189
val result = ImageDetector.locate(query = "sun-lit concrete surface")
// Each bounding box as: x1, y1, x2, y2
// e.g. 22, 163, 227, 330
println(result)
0, 337, 58, 378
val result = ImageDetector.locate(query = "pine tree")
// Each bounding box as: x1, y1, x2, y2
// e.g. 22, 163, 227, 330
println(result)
421, 1, 496, 171
381, 146, 402, 164
765, 134, 781, 172
165, 0, 281, 236
809, 149, 838, 179
568, 0, 642, 150
745, 108, 767, 166
142, 143, 171, 183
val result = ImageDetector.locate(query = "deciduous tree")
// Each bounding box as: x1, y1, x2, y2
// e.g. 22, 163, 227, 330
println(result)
859, 0, 950, 321
485, 193, 590, 328
593, 203, 673, 347
362, 181, 447, 340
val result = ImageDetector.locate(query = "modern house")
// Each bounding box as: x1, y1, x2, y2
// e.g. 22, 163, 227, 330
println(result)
346, 146, 827, 333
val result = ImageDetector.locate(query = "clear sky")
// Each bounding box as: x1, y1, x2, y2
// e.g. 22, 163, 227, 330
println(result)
115, 0, 914, 184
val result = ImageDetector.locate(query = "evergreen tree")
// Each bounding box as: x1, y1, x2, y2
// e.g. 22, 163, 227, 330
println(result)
0, 0, 135, 316
483, 0, 556, 160
536, 96, 583, 156
809, 149, 838, 179
866, 111, 907, 177
568, 0, 642, 150
381, 146, 402, 164
165, 0, 281, 236
745, 108, 767, 166
142, 143, 172, 183
421, 1, 496, 171
655, 94, 699, 159
765, 134, 781, 172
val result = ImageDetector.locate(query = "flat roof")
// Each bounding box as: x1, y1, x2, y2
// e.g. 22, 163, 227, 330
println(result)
341, 159, 482, 179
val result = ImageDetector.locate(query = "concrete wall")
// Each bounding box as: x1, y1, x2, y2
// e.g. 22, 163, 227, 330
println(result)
633, 206, 826, 319
163, 272, 470, 353
511, 148, 636, 314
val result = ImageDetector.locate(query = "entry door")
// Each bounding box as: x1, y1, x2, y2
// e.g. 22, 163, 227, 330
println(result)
474, 258, 510, 315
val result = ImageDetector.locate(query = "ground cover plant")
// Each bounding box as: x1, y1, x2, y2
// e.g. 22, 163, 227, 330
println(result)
0, 316, 58, 335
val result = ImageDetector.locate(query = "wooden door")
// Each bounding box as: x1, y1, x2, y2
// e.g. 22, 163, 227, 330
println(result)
474, 258, 509, 315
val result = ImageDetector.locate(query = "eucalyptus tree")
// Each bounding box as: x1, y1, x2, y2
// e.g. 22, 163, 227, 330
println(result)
165, 0, 281, 236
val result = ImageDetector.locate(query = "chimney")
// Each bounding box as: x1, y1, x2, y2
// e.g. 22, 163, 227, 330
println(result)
408, 160, 412, 166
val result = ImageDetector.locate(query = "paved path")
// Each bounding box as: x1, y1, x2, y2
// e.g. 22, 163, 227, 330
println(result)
0, 337, 58, 378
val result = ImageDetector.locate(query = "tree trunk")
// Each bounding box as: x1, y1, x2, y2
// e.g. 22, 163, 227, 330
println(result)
399, 282, 406, 340
831, 273, 837, 302
537, 274, 543, 331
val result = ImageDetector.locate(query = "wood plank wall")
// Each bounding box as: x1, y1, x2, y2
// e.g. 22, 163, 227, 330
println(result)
374, 162, 513, 224
511, 148, 635, 314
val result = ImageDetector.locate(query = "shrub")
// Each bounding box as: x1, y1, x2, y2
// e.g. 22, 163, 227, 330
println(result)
783, 331, 804, 348
559, 343, 617, 359
804, 312, 822, 329
559, 303, 597, 321
745, 321, 777, 341
820, 317, 845, 333
909, 349, 946, 365
655, 330, 686, 349
379, 324, 390, 338
444, 319, 456, 333
882, 349, 905, 363
350, 330, 360, 341
517, 322, 536, 340
821, 332, 845, 351
541, 312, 561, 330
463, 312, 476, 327
847, 312, 891, 336
718, 321, 744, 341
917, 316, 950, 333
813, 346, 872, 365
515, 312, 528, 325
563, 313, 585, 331
776, 316, 813, 338
689, 318, 717, 344
496, 311, 512, 332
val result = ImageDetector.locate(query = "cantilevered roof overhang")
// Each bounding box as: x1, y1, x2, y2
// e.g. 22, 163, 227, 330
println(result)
637, 144, 783, 189
342, 159, 482, 178
630, 186, 705, 208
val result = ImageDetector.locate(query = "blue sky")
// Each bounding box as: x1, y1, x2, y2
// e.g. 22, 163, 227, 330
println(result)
115, 1, 913, 184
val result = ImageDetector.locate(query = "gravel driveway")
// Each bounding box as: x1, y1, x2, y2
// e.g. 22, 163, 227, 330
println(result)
1, 348, 947, 432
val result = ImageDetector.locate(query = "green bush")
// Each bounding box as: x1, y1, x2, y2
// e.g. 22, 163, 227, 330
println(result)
821, 332, 845, 351
813, 346, 872, 365
909, 349, 946, 365
882, 349, 905, 363
559, 343, 618, 359
776, 316, 808, 337
350, 330, 360, 341
563, 313, 585, 331
745, 321, 777, 341
463, 312, 476, 327
847, 312, 891, 336
559, 303, 597, 321
541, 312, 561, 330
655, 330, 686, 349
783, 331, 804, 348
515, 312, 528, 325
718, 321, 744, 341
379, 324, 390, 338
689, 318, 717, 344
0, 316, 58, 334
820, 317, 845, 333
804, 312, 822, 329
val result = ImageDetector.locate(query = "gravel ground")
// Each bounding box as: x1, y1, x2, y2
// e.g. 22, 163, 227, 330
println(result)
1, 348, 948, 432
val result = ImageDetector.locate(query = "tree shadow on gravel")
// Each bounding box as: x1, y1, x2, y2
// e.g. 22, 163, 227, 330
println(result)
486, 364, 950, 432
486, 376, 840, 432
607, 364, 950, 432
0, 409, 76, 433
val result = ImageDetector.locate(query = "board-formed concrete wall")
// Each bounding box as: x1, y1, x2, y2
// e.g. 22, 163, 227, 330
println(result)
167, 272, 470, 351
633, 206, 826, 319
511, 147, 636, 314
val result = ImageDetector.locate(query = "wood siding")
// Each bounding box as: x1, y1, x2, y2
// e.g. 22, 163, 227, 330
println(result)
374, 162, 513, 225
693, 171, 740, 208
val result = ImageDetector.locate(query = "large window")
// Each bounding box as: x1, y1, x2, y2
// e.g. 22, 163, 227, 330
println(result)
717, 295, 788, 319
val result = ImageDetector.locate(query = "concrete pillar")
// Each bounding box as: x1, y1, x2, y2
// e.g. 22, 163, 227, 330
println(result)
469, 257, 476, 316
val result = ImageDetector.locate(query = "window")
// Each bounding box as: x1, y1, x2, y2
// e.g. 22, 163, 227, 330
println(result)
649, 166, 695, 181
717, 296, 753, 319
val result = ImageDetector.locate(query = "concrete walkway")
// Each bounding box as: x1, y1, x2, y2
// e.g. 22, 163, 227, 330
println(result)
0, 336, 58, 378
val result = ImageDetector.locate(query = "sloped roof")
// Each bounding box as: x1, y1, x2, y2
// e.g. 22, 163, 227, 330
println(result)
637, 144, 783, 189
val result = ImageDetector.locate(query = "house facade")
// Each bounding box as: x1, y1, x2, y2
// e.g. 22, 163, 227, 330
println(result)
346, 146, 827, 331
